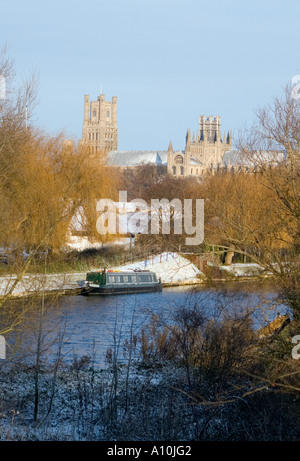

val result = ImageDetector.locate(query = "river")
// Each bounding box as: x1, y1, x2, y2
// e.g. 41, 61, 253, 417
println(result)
3, 280, 290, 367
43, 280, 290, 366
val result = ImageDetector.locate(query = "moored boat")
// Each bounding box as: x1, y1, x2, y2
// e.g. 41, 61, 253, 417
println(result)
79, 268, 162, 295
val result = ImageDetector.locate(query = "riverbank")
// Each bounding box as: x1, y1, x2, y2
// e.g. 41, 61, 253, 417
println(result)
0, 272, 85, 299
0, 252, 202, 298
0, 264, 294, 442
0, 252, 272, 299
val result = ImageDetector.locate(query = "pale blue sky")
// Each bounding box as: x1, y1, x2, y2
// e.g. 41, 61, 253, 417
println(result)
1, 0, 300, 150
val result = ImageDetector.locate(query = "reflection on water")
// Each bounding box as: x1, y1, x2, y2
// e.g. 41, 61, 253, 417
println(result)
3, 281, 290, 367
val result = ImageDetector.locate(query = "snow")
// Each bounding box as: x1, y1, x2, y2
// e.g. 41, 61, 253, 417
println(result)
110, 252, 203, 285
0, 272, 86, 297
219, 263, 266, 277
0, 362, 200, 441
0, 252, 202, 298
0, 256, 271, 299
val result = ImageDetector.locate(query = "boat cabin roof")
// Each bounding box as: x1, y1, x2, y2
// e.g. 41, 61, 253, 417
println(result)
88, 269, 155, 275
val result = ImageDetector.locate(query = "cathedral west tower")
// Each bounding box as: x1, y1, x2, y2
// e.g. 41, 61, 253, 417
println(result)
81, 92, 118, 155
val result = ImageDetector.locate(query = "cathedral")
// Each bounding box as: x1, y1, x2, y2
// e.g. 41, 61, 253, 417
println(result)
167, 115, 233, 177
80, 92, 240, 174
81, 92, 118, 155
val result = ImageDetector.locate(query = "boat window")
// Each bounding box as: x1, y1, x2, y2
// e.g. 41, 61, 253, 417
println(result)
109, 273, 155, 283
138, 274, 153, 283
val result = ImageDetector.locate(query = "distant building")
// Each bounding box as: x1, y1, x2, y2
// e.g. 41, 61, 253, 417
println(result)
167, 115, 233, 177
80, 92, 241, 175
105, 114, 238, 176
81, 92, 118, 155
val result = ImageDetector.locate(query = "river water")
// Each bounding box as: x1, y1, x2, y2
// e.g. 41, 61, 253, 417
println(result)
30, 280, 287, 367
3, 280, 289, 367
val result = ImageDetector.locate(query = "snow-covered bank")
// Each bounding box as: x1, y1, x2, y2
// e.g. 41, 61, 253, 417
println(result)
0, 255, 272, 299
0, 272, 86, 298
0, 253, 203, 298
111, 252, 203, 285
219, 263, 268, 278
0, 361, 223, 441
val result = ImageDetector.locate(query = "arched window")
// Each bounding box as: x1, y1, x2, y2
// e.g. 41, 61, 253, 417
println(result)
172, 166, 176, 175
174, 155, 183, 164
180, 166, 184, 175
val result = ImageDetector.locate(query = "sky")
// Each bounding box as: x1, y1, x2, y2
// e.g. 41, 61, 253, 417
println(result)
1, 0, 300, 151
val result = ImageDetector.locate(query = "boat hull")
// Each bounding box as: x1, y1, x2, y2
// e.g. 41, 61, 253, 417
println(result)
80, 283, 162, 296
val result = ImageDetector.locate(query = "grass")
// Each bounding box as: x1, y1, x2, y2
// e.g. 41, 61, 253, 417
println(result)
0, 246, 148, 276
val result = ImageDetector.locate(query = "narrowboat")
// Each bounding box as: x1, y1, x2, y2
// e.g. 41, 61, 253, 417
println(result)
79, 269, 162, 295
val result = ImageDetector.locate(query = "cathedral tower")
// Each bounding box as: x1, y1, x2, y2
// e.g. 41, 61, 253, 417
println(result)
167, 115, 232, 177
81, 92, 118, 155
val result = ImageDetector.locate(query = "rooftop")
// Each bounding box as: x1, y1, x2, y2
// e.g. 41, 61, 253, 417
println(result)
106, 150, 168, 167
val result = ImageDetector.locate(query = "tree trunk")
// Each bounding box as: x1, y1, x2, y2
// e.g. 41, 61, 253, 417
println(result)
225, 246, 235, 265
